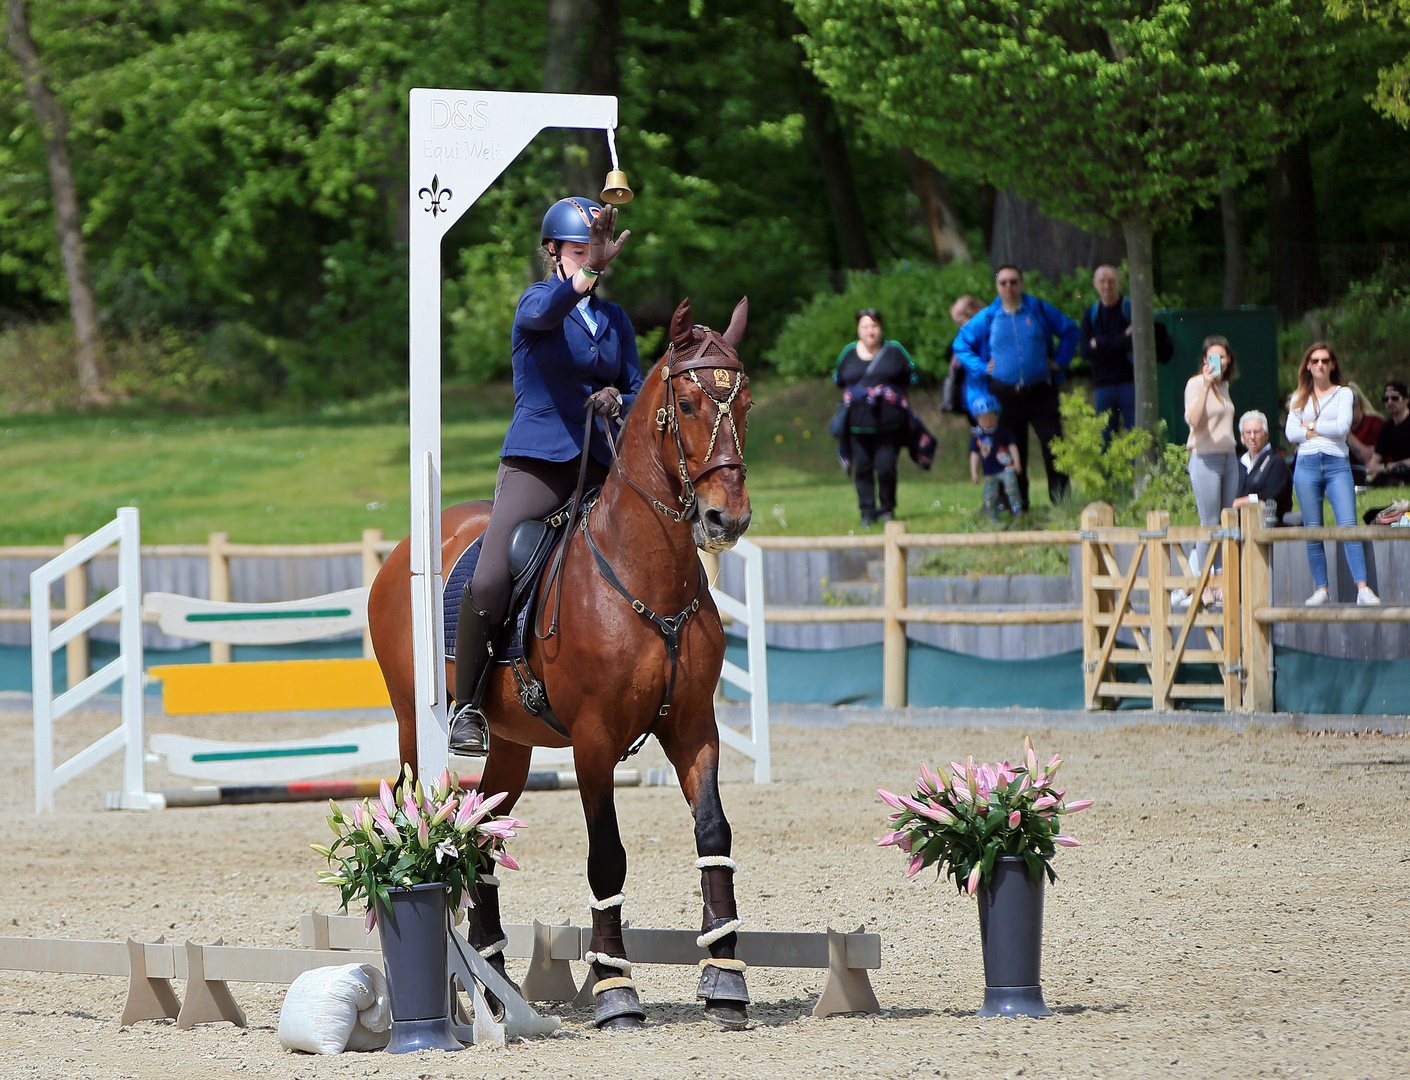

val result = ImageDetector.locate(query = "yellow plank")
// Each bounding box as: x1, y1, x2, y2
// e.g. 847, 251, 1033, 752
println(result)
149, 658, 391, 714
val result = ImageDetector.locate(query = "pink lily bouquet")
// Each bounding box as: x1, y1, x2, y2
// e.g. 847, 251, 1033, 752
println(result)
311, 764, 527, 930
877, 738, 1092, 895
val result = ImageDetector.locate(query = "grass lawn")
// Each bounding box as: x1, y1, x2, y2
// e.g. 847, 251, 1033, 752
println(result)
1, 377, 1403, 571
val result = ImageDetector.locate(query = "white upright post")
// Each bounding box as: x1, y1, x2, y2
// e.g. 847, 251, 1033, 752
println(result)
115, 507, 148, 808
407, 90, 620, 786
741, 540, 771, 784
32, 557, 54, 814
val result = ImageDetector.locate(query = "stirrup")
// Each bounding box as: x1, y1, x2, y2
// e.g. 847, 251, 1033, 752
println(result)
448, 701, 489, 756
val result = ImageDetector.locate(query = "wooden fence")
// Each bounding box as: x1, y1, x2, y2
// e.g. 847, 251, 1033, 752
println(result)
4, 502, 1407, 713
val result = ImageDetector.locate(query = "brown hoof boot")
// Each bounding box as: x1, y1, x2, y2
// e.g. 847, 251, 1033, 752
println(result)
698, 963, 749, 1030
594, 985, 646, 1030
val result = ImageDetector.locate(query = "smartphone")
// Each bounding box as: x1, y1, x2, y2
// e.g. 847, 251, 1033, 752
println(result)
1207, 353, 1222, 377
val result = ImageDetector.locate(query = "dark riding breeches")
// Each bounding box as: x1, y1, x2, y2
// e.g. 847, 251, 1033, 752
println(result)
468, 453, 609, 627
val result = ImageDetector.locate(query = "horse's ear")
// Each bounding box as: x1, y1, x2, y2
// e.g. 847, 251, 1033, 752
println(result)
670, 298, 693, 350
722, 296, 749, 351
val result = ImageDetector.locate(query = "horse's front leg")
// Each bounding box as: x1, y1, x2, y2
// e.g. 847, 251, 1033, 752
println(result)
464, 739, 531, 1013
575, 733, 647, 1030
659, 709, 749, 1030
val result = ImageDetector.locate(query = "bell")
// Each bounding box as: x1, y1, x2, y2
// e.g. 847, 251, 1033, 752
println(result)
600, 169, 634, 205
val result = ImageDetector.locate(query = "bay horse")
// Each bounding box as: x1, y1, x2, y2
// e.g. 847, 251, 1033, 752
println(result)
368, 297, 754, 1030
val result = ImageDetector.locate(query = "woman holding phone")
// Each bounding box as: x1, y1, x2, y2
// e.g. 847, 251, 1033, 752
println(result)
1175, 335, 1238, 609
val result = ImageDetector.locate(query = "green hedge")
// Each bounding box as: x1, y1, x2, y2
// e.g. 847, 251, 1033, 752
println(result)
765, 261, 1098, 382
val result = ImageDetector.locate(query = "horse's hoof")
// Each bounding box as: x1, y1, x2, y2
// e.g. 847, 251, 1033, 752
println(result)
594, 986, 646, 1030
598, 1014, 646, 1032
703, 1001, 749, 1030
696, 963, 750, 1006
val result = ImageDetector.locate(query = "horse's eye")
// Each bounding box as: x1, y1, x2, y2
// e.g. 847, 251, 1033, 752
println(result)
678, 400, 695, 417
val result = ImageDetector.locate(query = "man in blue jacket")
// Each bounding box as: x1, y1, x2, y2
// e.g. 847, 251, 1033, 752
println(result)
954, 265, 1078, 507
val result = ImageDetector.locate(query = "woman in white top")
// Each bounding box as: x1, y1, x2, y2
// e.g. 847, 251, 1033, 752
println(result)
1284, 342, 1379, 605
1176, 336, 1239, 609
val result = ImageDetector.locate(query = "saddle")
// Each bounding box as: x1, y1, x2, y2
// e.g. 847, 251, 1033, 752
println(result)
443, 493, 594, 736
444, 491, 590, 662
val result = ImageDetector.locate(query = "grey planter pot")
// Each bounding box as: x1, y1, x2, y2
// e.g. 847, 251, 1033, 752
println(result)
975, 856, 1053, 1018
376, 882, 464, 1052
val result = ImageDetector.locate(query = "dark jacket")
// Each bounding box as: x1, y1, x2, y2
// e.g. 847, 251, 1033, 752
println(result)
503, 275, 643, 464
833, 341, 918, 434
1079, 297, 1135, 388
1237, 447, 1293, 524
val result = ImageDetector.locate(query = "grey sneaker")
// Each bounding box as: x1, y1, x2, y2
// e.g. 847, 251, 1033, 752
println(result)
448, 702, 489, 756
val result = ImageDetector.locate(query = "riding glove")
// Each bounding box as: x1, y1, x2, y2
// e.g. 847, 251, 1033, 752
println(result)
587, 387, 623, 420
586, 206, 630, 273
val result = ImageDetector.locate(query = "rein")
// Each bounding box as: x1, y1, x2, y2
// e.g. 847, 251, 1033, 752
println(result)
538, 408, 598, 641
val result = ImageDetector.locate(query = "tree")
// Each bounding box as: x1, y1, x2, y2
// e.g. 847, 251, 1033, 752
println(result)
4, 0, 104, 401
792, 0, 1331, 435
1328, 0, 1410, 126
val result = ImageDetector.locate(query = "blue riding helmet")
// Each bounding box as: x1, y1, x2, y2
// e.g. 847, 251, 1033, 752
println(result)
971, 393, 1002, 418
541, 197, 603, 246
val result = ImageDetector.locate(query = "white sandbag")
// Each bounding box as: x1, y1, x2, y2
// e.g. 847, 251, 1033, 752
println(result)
278, 963, 391, 1055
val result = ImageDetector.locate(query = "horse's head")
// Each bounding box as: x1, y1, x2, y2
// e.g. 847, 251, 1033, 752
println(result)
651, 296, 753, 553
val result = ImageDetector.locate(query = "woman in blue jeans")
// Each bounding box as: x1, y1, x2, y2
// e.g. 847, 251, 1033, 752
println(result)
1284, 342, 1380, 606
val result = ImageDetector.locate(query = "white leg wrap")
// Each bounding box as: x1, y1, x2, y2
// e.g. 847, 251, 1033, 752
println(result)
698, 957, 747, 972
696, 918, 742, 948
478, 873, 501, 888
590, 892, 626, 910
584, 952, 632, 974
695, 855, 737, 871
478, 936, 508, 960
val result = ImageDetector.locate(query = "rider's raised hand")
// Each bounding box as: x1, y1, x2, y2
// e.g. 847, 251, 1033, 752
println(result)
586, 205, 630, 273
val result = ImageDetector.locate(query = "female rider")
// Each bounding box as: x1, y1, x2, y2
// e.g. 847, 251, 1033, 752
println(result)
448, 197, 640, 754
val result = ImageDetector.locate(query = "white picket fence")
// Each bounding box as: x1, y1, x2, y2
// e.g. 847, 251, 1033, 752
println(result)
30, 508, 159, 813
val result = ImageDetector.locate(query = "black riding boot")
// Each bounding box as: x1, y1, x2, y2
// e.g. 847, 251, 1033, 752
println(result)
449, 588, 493, 756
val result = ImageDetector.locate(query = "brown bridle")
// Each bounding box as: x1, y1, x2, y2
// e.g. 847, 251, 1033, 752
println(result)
617, 328, 748, 524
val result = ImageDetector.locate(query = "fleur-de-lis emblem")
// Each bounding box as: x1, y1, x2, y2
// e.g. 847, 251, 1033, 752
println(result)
419, 174, 453, 216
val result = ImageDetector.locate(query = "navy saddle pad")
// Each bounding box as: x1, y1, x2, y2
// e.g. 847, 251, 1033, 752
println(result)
442, 493, 589, 662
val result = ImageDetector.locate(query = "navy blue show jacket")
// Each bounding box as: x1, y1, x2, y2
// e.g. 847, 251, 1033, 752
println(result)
502, 275, 643, 465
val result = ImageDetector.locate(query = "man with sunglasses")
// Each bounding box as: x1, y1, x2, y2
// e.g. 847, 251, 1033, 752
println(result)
953, 265, 1078, 506
1368, 380, 1410, 486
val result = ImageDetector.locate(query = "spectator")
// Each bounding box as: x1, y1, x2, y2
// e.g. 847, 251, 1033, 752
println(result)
832, 308, 918, 526
1231, 410, 1292, 524
1367, 379, 1410, 486
1285, 341, 1379, 606
1174, 335, 1239, 610
953, 266, 1078, 506
940, 295, 984, 419
1344, 382, 1384, 486
968, 393, 1024, 525
1079, 265, 1135, 435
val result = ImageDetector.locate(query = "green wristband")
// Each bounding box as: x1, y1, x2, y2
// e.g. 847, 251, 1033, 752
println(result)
581, 267, 600, 279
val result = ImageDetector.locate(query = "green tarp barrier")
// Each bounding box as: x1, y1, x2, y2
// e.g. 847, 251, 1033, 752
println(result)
722, 636, 1406, 715
1274, 646, 1410, 715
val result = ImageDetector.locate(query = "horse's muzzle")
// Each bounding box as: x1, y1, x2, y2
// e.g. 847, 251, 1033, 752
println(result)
694, 506, 751, 553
